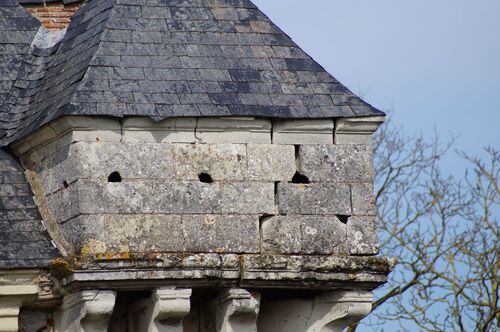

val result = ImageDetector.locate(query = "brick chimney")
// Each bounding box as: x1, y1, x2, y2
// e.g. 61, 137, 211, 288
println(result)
21, 1, 82, 30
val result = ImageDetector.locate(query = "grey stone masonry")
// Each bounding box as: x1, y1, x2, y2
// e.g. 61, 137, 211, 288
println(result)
277, 183, 351, 215
16, 117, 380, 258
299, 144, 373, 183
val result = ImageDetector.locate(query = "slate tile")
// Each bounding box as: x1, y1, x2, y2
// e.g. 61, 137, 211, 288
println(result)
228, 69, 261, 82
209, 93, 242, 105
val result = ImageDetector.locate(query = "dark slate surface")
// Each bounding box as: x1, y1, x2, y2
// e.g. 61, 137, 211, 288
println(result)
17, 0, 82, 4
0, 148, 60, 268
0, 0, 40, 140
0, 0, 383, 145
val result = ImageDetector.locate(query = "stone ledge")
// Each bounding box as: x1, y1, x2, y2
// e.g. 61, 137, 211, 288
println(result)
12, 115, 384, 157
334, 116, 384, 145
55, 254, 394, 292
273, 119, 334, 144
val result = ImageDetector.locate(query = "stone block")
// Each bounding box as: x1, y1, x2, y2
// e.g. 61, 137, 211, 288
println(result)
301, 215, 348, 255
219, 182, 275, 214
272, 119, 334, 144
347, 216, 379, 255
195, 117, 271, 144
71, 130, 122, 143
299, 144, 373, 183
106, 214, 183, 253
177, 182, 223, 214
49, 180, 274, 223
277, 183, 351, 215
261, 216, 301, 254
122, 117, 197, 143
34, 142, 177, 194
182, 215, 260, 253
46, 185, 78, 223
262, 215, 348, 255
334, 116, 384, 145
351, 182, 376, 216
23, 132, 74, 164
173, 144, 247, 181
247, 144, 295, 181
31, 144, 86, 194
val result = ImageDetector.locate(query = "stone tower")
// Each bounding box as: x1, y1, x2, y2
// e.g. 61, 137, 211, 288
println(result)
0, 0, 392, 331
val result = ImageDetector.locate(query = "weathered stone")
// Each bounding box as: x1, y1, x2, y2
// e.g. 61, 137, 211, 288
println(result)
334, 116, 384, 145
347, 216, 378, 255
219, 182, 275, 214
0, 305, 21, 332
48, 180, 274, 224
33, 142, 177, 194
278, 183, 351, 215
247, 144, 295, 181
301, 215, 348, 255
141, 288, 192, 332
122, 117, 196, 143
262, 215, 348, 255
60, 215, 106, 253
182, 215, 260, 253
177, 182, 223, 214
54, 290, 117, 332
212, 289, 261, 332
173, 144, 247, 181
62, 214, 184, 254
242, 254, 304, 273
261, 216, 302, 254
351, 182, 376, 216
272, 119, 334, 144
0, 270, 40, 332
90, 143, 176, 180
257, 291, 374, 332
299, 144, 373, 182
196, 117, 271, 144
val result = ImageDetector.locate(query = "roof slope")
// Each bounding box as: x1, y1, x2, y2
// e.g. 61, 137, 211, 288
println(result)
0, 149, 60, 268
0, 1, 40, 138
0, 0, 383, 145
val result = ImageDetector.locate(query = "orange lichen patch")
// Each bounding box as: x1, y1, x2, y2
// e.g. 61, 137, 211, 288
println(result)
22, 1, 82, 30
51, 257, 78, 273
95, 251, 132, 261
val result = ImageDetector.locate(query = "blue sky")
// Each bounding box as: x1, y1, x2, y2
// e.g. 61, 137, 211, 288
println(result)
252, 0, 500, 177
251, 1, 500, 330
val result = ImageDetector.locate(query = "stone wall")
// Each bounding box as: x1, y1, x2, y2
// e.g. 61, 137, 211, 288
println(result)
15, 116, 383, 259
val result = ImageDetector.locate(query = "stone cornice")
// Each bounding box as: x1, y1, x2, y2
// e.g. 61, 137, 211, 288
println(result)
335, 116, 385, 144
54, 254, 394, 292
11, 115, 385, 157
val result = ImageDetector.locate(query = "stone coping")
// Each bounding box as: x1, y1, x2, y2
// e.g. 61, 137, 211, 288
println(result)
11, 115, 384, 156
54, 254, 394, 292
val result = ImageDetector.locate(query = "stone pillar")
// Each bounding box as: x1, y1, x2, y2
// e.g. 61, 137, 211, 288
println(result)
54, 290, 116, 332
0, 304, 21, 332
143, 288, 192, 332
258, 290, 373, 332
0, 270, 40, 332
214, 288, 261, 332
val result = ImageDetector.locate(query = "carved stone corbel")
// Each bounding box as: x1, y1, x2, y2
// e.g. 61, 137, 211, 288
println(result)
54, 290, 116, 332
258, 290, 373, 332
214, 288, 261, 332
144, 288, 192, 332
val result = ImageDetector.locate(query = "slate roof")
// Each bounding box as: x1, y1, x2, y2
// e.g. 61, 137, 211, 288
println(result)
0, 0, 383, 145
0, 148, 60, 268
